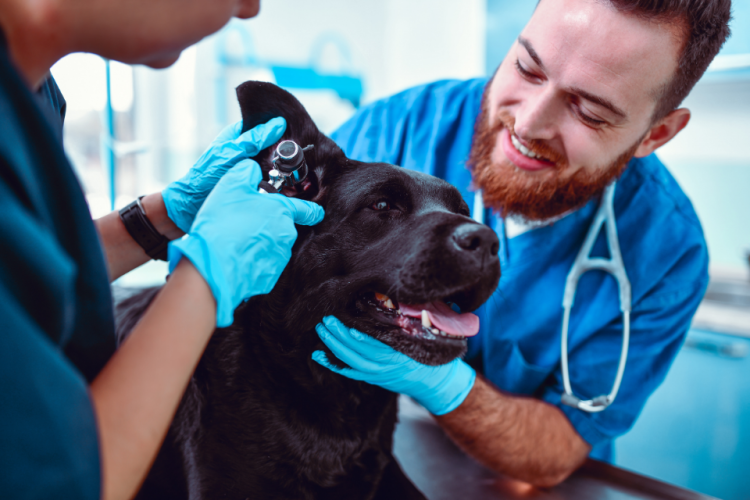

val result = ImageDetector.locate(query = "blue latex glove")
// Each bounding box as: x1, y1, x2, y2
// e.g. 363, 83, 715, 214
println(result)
313, 316, 476, 415
162, 117, 286, 233
169, 159, 325, 327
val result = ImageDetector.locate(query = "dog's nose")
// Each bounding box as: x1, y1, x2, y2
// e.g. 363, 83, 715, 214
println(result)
451, 223, 500, 256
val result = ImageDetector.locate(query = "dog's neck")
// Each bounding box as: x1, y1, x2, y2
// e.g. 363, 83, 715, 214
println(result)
233, 295, 393, 410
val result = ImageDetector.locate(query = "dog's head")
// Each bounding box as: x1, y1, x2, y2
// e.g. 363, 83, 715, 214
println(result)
237, 81, 500, 365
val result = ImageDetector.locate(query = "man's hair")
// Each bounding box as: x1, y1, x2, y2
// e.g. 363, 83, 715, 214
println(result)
604, 0, 732, 121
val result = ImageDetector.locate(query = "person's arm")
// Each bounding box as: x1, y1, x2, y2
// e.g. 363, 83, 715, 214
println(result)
95, 117, 287, 282
93, 157, 325, 500
95, 193, 182, 281
90, 258, 214, 500
434, 375, 590, 487
313, 316, 588, 488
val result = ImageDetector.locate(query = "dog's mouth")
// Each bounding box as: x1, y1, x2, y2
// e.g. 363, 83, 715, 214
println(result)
355, 291, 479, 343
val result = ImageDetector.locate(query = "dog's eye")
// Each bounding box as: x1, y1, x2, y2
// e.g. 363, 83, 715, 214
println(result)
372, 200, 390, 211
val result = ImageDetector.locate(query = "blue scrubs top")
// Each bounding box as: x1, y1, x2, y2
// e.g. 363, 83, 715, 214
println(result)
0, 31, 114, 499
332, 79, 709, 461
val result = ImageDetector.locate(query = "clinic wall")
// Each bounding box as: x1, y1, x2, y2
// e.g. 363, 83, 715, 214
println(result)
485, 0, 536, 75
237, 0, 486, 104
126, 0, 489, 202
141, 0, 488, 181
188, 0, 486, 149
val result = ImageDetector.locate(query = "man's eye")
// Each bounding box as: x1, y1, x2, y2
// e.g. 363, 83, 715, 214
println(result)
372, 200, 390, 211
575, 105, 606, 126
515, 59, 538, 80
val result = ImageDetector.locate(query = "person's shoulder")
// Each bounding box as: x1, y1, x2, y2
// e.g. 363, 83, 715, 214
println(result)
35, 75, 67, 137
622, 154, 704, 236
332, 78, 488, 162
618, 154, 709, 301
368, 78, 488, 114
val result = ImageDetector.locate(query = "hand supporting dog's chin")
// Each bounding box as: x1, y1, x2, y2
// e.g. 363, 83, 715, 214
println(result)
335, 312, 468, 366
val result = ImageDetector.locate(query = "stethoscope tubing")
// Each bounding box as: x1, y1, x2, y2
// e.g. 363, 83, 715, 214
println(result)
473, 182, 631, 414
560, 182, 631, 412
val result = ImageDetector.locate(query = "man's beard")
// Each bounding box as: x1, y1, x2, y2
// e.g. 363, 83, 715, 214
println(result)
468, 96, 639, 221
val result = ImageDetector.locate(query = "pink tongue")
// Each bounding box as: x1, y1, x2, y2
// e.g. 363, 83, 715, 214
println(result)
399, 301, 479, 337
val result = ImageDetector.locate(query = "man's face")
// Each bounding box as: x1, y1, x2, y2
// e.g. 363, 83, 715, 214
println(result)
471, 0, 684, 220
87, 0, 260, 68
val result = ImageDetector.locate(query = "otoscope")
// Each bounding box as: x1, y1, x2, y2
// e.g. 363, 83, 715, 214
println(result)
258, 140, 314, 194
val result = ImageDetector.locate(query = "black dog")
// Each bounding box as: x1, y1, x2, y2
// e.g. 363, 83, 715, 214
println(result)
116, 81, 501, 500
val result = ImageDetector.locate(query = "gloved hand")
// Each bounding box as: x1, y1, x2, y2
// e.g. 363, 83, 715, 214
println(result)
162, 117, 286, 233
169, 159, 325, 327
313, 316, 476, 415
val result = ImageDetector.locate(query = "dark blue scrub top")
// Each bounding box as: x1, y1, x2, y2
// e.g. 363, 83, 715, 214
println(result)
332, 79, 710, 461
0, 31, 115, 499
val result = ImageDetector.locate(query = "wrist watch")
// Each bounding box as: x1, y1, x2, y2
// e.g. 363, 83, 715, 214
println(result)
118, 197, 169, 261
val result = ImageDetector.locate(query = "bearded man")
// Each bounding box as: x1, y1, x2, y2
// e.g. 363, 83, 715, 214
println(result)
313, 0, 731, 487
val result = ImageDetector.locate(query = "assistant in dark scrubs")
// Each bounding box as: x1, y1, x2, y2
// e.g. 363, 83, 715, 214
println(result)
0, 27, 115, 499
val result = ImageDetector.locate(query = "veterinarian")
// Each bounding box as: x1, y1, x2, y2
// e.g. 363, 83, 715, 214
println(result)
0, 0, 325, 499
314, 0, 730, 487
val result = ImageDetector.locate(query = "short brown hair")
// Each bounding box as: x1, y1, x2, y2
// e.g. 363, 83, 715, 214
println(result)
604, 0, 732, 121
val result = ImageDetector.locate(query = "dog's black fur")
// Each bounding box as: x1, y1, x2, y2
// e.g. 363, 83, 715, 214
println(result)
116, 81, 501, 500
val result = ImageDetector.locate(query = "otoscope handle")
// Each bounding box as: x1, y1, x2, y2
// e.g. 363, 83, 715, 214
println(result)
258, 180, 279, 194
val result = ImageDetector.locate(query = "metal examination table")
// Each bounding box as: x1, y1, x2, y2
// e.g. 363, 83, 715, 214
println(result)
393, 397, 717, 500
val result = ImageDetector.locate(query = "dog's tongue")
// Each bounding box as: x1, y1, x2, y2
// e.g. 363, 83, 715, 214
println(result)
399, 301, 479, 337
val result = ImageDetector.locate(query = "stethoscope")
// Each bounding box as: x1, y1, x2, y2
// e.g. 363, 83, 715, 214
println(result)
473, 182, 631, 413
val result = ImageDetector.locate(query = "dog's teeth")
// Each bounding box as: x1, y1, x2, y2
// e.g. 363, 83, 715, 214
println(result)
421, 310, 432, 328
374, 292, 396, 310
432, 328, 439, 334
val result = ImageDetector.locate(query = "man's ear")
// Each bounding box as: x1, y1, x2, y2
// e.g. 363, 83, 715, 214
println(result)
634, 108, 691, 158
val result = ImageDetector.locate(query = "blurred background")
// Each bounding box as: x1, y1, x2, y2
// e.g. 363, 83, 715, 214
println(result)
51, 1, 749, 498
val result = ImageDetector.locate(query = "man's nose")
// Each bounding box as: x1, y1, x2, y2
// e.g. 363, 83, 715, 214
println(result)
513, 87, 559, 142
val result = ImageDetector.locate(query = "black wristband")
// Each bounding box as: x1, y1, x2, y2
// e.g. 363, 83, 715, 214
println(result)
119, 197, 169, 261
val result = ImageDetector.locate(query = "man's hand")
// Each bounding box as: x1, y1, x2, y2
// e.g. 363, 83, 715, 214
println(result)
313, 316, 476, 415
314, 316, 591, 487
170, 159, 324, 327
162, 117, 286, 233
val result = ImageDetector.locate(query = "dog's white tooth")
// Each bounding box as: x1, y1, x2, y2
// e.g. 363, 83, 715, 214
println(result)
432, 328, 439, 334
384, 299, 395, 309
421, 310, 432, 328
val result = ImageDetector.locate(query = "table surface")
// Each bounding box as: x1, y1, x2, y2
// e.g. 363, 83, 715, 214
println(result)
393, 397, 719, 500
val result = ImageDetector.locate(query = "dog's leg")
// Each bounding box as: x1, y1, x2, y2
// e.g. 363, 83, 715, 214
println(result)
371, 456, 426, 500
114, 286, 162, 344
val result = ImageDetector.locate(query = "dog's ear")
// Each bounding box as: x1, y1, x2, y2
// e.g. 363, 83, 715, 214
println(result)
236, 81, 346, 203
